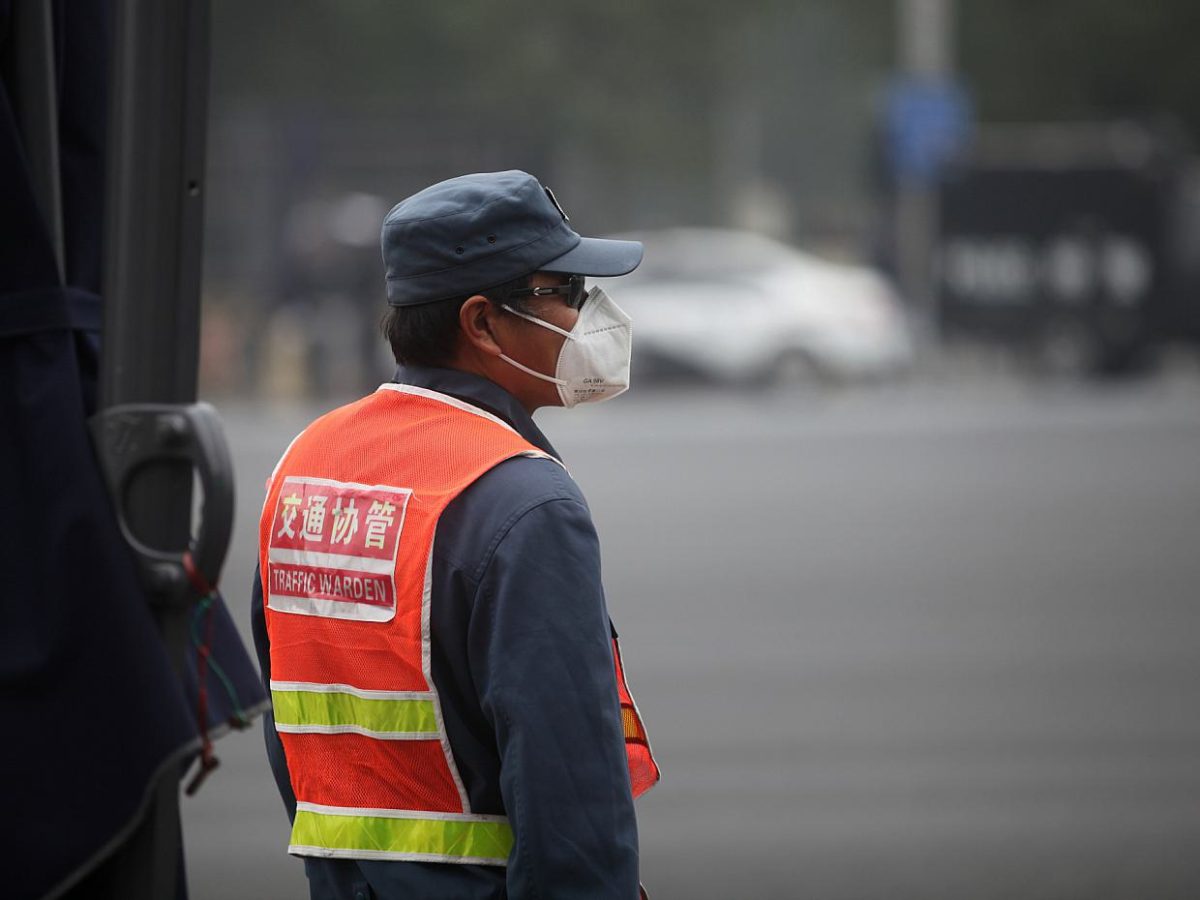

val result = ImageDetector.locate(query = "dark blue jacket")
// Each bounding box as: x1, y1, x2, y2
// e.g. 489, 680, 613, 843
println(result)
251, 365, 641, 899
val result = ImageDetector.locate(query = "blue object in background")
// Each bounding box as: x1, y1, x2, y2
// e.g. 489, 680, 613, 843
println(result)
885, 75, 973, 185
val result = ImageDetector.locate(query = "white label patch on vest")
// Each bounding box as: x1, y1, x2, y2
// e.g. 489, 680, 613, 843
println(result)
267, 476, 411, 622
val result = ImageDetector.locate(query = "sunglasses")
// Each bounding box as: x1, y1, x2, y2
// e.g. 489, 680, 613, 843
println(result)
505, 275, 588, 310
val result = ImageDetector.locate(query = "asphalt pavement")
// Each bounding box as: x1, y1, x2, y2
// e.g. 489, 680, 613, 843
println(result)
183, 373, 1200, 899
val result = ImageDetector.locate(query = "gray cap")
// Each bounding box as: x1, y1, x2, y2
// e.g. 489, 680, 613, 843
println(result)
381, 170, 643, 306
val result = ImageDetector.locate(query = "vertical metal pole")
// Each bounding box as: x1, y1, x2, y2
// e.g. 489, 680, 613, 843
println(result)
896, 0, 954, 338
900, 0, 953, 76
714, 14, 766, 229
100, 1, 211, 896
103, 0, 209, 408
9, 0, 65, 278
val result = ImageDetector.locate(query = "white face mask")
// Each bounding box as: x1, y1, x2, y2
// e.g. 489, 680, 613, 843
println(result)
499, 286, 633, 408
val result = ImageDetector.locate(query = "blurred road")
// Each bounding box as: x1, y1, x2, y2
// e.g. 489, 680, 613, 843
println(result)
184, 374, 1200, 899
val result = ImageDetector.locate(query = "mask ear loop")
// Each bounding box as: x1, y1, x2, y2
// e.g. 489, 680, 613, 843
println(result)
496, 301, 586, 397
501, 304, 577, 340
497, 350, 568, 385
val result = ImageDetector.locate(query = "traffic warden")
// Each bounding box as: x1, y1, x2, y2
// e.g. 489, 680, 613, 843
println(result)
251, 170, 660, 899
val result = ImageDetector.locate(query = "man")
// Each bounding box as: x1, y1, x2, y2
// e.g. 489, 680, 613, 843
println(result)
251, 170, 660, 900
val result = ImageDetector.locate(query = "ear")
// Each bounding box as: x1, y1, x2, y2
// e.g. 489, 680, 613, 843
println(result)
458, 295, 504, 357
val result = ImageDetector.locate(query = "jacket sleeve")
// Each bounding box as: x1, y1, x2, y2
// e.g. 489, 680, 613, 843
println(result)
250, 564, 298, 823
468, 496, 640, 899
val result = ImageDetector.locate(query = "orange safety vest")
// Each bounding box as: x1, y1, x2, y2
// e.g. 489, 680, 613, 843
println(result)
260, 383, 659, 864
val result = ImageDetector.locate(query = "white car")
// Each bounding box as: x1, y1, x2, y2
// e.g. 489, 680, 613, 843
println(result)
597, 229, 914, 385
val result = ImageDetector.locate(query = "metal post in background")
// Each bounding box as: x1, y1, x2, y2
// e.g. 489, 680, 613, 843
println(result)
103, 0, 210, 409
99, 1, 211, 897
896, 0, 955, 338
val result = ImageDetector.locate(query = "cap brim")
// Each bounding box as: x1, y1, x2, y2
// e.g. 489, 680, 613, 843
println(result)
540, 236, 643, 277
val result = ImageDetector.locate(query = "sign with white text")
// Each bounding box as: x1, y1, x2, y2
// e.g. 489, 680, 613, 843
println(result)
267, 476, 410, 621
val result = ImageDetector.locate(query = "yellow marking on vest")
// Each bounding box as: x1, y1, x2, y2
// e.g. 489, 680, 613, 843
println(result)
290, 808, 513, 865
272, 689, 439, 736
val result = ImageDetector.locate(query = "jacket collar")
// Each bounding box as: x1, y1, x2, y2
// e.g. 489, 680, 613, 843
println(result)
391, 365, 562, 461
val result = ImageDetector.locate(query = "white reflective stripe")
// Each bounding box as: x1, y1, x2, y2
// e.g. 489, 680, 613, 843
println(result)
267, 547, 394, 574
376, 383, 519, 434
267, 593, 395, 622
262, 430, 305, 519
274, 723, 435, 740
496, 352, 567, 385
501, 304, 577, 340
269, 681, 434, 702
419, 537, 433, 702
287, 845, 508, 866
279, 474, 412, 495
268, 433, 303, 484
614, 636, 662, 773
422, 535, 472, 813
296, 801, 508, 824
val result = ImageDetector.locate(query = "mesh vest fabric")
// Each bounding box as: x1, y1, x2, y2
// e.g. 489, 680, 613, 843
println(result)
259, 384, 658, 864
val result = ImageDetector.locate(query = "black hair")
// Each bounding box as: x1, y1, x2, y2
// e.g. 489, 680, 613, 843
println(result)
380, 274, 534, 368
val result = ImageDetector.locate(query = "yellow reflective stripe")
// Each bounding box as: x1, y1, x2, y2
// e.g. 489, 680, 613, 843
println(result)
271, 689, 438, 735
290, 808, 513, 864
